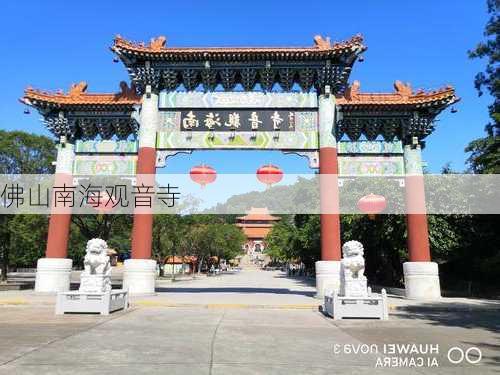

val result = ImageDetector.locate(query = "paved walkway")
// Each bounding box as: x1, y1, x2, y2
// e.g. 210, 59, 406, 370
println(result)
0, 266, 499, 374
151, 266, 318, 307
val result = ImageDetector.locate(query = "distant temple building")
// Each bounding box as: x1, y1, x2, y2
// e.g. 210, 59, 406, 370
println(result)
236, 208, 281, 254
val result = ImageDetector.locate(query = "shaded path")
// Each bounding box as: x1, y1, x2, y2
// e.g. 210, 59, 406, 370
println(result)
153, 266, 317, 306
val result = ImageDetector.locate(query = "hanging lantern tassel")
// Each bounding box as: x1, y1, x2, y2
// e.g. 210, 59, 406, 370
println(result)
256, 164, 283, 188
190, 164, 217, 188
357, 193, 387, 220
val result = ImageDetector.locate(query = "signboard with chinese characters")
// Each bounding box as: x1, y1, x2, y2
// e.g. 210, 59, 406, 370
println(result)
179, 110, 300, 132
157, 92, 319, 150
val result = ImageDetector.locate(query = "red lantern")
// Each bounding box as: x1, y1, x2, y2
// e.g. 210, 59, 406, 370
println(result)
357, 193, 387, 219
190, 164, 217, 188
257, 164, 283, 187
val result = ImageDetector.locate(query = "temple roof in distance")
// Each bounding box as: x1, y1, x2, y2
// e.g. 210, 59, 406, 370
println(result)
337, 81, 459, 109
236, 208, 279, 240
237, 207, 281, 222
112, 35, 367, 62
241, 227, 273, 239
21, 81, 140, 111
164, 255, 197, 264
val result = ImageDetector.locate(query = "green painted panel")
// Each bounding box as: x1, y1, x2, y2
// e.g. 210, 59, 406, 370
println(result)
159, 91, 318, 108
73, 155, 137, 175
338, 156, 404, 176
75, 140, 138, 154
337, 141, 403, 154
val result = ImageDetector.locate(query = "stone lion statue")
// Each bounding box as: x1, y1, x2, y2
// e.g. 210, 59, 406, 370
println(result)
340, 240, 367, 297
79, 238, 111, 293
341, 240, 365, 279
83, 239, 111, 276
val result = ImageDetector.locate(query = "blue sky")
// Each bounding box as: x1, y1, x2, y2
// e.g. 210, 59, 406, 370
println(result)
0, 0, 492, 174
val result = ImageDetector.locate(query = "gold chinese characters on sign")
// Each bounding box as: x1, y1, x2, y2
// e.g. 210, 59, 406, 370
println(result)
179, 110, 298, 131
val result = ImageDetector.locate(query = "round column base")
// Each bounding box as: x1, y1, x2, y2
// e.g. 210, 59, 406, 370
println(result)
35, 258, 72, 293
315, 261, 341, 299
403, 262, 441, 300
123, 259, 157, 295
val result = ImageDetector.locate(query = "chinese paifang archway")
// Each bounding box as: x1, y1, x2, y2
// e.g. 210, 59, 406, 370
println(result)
21, 35, 459, 298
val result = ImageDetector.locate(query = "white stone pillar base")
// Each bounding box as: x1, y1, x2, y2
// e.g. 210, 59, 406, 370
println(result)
35, 258, 73, 293
403, 262, 441, 300
315, 261, 341, 299
123, 259, 157, 295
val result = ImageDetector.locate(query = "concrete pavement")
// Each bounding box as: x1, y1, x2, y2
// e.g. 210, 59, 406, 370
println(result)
0, 266, 499, 374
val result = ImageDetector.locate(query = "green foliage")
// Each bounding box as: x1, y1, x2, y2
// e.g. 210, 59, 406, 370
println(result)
341, 215, 407, 286
265, 215, 320, 272
152, 215, 245, 272
0, 131, 56, 279
466, 0, 499, 173
7, 215, 48, 267
265, 212, 489, 288
265, 217, 298, 262
0, 130, 55, 174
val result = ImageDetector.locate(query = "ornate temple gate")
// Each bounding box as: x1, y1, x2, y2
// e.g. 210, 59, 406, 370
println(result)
22, 35, 458, 299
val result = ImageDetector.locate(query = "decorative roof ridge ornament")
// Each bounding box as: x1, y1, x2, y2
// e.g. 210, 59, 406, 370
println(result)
332, 33, 364, 50
69, 81, 88, 97
344, 80, 361, 101
337, 81, 459, 106
393, 80, 412, 99
22, 81, 139, 100
313, 35, 331, 50
113, 34, 366, 53
349, 34, 364, 45
20, 81, 141, 110
112, 34, 146, 50
149, 36, 167, 51
118, 81, 140, 100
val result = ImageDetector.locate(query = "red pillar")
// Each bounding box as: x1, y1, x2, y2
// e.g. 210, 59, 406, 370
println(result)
320, 147, 341, 261
404, 144, 431, 262
318, 92, 342, 262
405, 175, 431, 262
131, 147, 156, 259
45, 143, 74, 259
45, 213, 72, 258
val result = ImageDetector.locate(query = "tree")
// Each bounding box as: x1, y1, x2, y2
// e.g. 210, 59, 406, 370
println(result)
7, 215, 49, 267
67, 215, 133, 267
151, 215, 245, 276
466, 0, 499, 173
0, 130, 55, 174
214, 223, 246, 261
0, 131, 56, 281
71, 215, 129, 242
265, 218, 297, 262
443, 0, 500, 294
265, 215, 320, 273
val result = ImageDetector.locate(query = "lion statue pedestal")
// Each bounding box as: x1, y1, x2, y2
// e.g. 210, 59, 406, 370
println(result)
324, 241, 388, 320
55, 239, 128, 315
